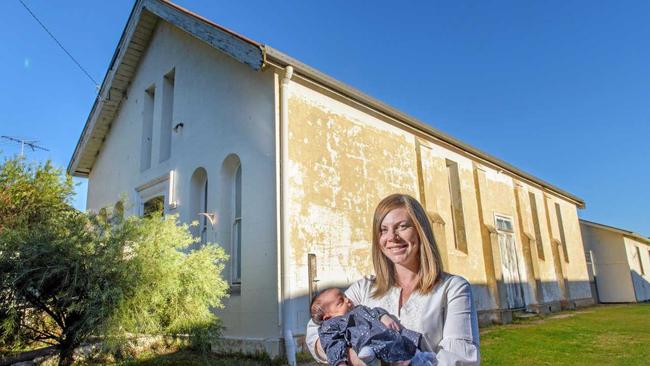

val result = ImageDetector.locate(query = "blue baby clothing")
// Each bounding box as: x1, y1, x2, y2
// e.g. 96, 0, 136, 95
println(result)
318, 305, 421, 365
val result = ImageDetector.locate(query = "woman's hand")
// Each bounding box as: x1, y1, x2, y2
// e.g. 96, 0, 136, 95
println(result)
380, 314, 401, 331
318, 339, 366, 366
347, 348, 366, 366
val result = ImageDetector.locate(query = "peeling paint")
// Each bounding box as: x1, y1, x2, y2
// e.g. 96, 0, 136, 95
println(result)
283, 80, 591, 318
286, 87, 418, 294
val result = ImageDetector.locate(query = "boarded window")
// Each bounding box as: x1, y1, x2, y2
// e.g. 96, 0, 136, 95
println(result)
141, 86, 155, 171
159, 69, 174, 163
446, 159, 467, 253
529, 192, 545, 260
554, 202, 570, 262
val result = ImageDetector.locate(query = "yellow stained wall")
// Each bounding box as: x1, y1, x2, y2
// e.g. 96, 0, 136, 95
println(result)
284, 78, 590, 325
418, 143, 494, 310
286, 83, 418, 303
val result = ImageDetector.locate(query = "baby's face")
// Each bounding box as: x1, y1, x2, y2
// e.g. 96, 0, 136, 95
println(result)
321, 289, 354, 320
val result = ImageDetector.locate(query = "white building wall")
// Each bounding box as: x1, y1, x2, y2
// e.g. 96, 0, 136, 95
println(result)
580, 224, 637, 303
86, 21, 279, 341
623, 237, 650, 301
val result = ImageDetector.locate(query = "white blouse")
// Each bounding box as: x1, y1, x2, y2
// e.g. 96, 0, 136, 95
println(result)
306, 273, 480, 365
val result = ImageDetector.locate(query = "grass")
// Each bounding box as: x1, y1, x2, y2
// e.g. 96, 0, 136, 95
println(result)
59, 303, 648, 365
480, 303, 650, 366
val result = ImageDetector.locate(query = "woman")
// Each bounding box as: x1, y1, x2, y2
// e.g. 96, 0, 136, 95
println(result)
306, 194, 480, 365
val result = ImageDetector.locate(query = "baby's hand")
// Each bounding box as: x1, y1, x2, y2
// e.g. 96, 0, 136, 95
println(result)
380, 314, 401, 331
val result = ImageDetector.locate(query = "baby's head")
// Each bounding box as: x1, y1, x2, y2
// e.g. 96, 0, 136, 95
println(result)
310, 288, 354, 325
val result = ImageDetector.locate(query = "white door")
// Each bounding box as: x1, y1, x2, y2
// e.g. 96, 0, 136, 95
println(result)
496, 216, 525, 309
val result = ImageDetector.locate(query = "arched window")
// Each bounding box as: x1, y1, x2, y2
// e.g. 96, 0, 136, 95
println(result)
112, 201, 125, 224
189, 167, 209, 244
221, 154, 242, 286
232, 163, 242, 283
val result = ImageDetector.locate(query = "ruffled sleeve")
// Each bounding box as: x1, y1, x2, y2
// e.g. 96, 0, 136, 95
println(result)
305, 319, 328, 363
433, 276, 480, 365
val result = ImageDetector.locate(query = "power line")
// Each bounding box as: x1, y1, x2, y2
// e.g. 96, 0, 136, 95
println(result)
17, 0, 100, 89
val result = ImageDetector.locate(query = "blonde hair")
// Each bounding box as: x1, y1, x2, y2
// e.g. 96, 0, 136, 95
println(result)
371, 193, 443, 298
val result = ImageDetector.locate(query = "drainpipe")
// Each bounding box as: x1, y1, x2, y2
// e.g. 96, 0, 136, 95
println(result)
280, 65, 296, 366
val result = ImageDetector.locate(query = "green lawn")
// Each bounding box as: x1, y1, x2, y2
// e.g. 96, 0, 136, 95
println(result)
481, 303, 650, 366
78, 304, 649, 365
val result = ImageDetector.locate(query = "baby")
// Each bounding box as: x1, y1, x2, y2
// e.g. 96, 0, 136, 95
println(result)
310, 288, 433, 366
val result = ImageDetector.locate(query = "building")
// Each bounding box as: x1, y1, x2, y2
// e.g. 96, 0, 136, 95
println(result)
580, 219, 650, 303
68, 0, 594, 358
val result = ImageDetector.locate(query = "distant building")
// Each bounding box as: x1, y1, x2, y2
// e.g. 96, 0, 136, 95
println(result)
68, 0, 594, 357
580, 219, 650, 303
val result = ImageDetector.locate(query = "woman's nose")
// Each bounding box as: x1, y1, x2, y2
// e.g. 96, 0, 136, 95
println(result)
386, 228, 400, 242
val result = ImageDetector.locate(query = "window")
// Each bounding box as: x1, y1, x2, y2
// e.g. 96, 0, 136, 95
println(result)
528, 192, 545, 260
446, 159, 467, 252
141, 85, 155, 171
136, 174, 170, 217
637, 247, 645, 275
495, 215, 514, 232
190, 168, 208, 244
202, 180, 208, 243
554, 202, 569, 262
232, 163, 242, 284
110, 201, 125, 224
221, 154, 242, 287
114, 201, 124, 218
159, 69, 174, 163
143, 196, 164, 217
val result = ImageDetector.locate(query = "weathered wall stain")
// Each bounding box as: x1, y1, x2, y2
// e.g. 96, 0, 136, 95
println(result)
284, 80, 592, 323
287, 91, 418, 290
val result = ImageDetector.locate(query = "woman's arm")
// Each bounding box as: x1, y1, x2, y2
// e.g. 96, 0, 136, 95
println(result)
306, 319, 328, 363
306, 279, 372, 364
435, 276, 480, 365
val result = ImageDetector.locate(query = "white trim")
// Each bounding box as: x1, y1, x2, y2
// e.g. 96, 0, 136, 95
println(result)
494, 213, 515, 233
135, 173, 170, 216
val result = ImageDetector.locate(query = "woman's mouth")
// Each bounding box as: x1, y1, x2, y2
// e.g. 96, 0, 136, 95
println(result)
387, 244, 408, 254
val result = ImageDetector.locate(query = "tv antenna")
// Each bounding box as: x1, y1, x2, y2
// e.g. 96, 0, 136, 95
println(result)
1, 136, 49, 157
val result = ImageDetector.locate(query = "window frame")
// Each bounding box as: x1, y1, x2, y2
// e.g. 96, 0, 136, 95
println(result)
230, 163, 242, 285
135, 174, 170, 217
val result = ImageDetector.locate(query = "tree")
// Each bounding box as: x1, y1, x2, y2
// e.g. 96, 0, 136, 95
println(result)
0, 157, 229, 365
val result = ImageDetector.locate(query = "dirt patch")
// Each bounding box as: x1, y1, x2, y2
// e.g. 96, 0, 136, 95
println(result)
547, 313, 576, 320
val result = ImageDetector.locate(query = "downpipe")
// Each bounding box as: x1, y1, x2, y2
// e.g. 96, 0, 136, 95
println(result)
280, 65, 296, 366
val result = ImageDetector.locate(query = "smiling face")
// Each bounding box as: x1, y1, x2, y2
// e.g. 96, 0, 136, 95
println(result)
318, 288, 354, 321
379, 207, 421, 270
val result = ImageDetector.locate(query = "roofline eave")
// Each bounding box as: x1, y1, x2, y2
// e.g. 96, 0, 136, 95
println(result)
264, 46, 585, 208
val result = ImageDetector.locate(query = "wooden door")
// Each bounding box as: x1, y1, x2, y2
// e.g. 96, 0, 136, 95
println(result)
496, 216, 525, 309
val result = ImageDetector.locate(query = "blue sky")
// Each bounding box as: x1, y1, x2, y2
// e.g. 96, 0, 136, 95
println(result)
1, 0, 648, 236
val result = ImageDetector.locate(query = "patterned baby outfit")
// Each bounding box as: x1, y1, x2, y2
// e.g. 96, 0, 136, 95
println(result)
318, 305, 421, 365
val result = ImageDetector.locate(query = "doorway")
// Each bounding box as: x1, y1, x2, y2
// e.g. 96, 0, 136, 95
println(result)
496, 215, 525, 309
